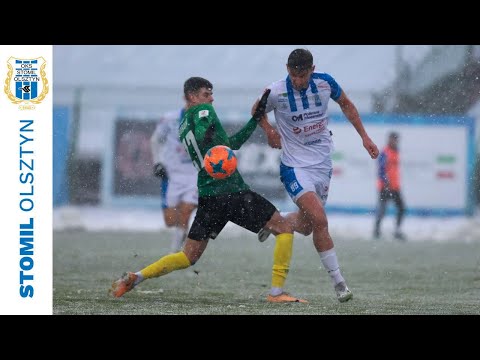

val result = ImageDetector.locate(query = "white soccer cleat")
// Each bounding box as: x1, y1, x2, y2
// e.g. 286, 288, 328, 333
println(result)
257, 228, 272, 242
335, 281, 353, 303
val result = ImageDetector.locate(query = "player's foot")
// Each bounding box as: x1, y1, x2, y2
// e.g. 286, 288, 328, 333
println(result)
109, 272, 138, 298
267, 292, 308, 303
373, 228, 380, 239
335, 281, 353, 303
394, 230, 407, 242
258, 228, 272, 242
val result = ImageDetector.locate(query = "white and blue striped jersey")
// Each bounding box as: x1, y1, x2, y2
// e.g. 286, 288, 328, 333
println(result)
150, 108, 198, 182
262, 72, 342, 168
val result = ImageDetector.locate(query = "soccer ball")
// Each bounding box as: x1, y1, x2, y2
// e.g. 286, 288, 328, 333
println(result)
204, 145, 237, 179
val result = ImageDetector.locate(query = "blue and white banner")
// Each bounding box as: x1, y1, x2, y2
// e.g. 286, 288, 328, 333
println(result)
0, 45, 52, 314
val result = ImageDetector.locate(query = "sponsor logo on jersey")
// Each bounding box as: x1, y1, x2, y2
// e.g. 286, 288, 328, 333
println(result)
303, 110, 324, 120
199, 110, 209, 118
303, 119, 327, 135
309, 95, 322, 106
304, 138, 322, 146
291, 111, 324, 122
278, 95, 288, 105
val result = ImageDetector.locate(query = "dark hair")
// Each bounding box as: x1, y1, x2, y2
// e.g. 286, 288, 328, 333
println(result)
287, 48, 313, 71
389, 131, 399, 139
184, 77, 213, 97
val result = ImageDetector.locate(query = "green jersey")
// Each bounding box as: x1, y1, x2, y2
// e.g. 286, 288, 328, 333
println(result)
179, 103, 258, 197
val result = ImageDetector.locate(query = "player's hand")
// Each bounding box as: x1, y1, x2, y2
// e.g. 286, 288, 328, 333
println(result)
153, 163, 168, 179
258, 114, 282, 149
253, 89, 271, 122
363, 136, 379, 159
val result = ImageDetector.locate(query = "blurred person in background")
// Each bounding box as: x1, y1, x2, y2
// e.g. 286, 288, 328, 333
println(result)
373, 131, 406, 241
150, 107, 198, 253
110, 77, 308, 303
252, 48, 379, 303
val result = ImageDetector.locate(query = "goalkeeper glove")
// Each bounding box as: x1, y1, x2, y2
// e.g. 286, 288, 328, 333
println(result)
153, 163, 168, 179
253, 88, 271, 121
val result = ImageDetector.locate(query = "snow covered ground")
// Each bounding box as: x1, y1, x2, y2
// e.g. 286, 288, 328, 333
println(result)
53, 205, 480, 243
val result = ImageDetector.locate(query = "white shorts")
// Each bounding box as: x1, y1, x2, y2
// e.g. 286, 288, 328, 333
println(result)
161, 175, 198, 209
279, 162, 332, 205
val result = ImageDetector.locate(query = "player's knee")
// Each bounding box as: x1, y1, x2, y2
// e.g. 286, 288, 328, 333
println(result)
278, 222, 294, 234
269, 219, 294, 235
164, 217, 176, 227
299, 226, 312, 236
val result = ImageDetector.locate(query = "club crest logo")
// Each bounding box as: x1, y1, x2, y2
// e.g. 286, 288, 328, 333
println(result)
4, 56, 49, 107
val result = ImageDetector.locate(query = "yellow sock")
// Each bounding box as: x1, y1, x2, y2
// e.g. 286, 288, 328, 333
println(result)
140, 251, 191, 279
271, 233, 294, 288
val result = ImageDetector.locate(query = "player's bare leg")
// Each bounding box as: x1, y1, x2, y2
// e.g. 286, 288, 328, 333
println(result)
296, 192, 353, 303
169, 202, 196, 253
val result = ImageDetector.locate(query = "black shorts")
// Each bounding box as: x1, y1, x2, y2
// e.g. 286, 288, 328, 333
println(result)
188, 190, 278, 241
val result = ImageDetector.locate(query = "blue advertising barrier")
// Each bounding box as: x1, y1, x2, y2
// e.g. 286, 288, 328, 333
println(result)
53, 106, 71, 206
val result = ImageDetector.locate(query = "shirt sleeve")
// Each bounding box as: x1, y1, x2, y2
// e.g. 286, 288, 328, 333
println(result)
378, 151, 388, 185
193, 106, 216, 149
150, 120, 167, 164
314, 73, 343, 101
228, 117, 258, 150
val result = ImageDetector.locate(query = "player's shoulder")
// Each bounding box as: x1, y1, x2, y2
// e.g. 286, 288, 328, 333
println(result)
190, 103, 216, 118
269, 78, 287, 92
265, 79, 289, 99
312, 72, 337, 83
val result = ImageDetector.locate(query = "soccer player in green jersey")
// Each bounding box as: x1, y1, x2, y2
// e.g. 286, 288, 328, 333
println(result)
110, 77, 307, 303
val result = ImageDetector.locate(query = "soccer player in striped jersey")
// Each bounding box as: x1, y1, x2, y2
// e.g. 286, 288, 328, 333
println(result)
110, 77, 307, 303
253, 48, 379, 302
150, 108, 198, 253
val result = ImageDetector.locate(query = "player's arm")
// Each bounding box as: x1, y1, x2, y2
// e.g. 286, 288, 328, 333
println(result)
229, 89, 272, 149
150, 122, 168, 179
258, 115, 282, 149
150, 123, 164, 164
335, 91, 379, 159
251, 88, 280, 149
228, 118, 258, 149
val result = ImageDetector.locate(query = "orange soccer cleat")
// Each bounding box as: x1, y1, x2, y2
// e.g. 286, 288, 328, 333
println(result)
267, 292, 308, 303
109, 272, 138, 298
